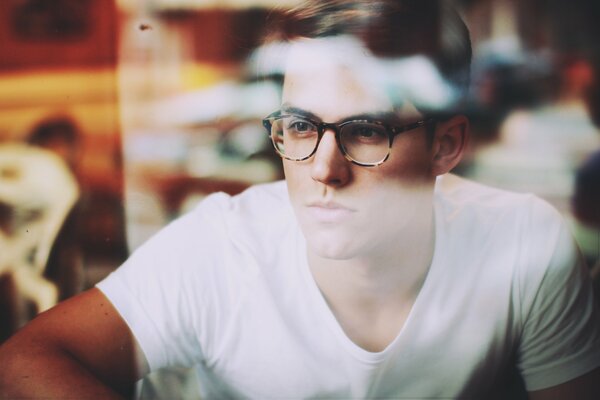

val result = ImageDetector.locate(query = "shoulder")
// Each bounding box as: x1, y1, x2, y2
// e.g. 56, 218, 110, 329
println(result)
94, 181, 297, 370
135, 180, 294, 273
434, 178, 600, 391
434, 173, 562, 233
187, 180, 294, 240
103, 180, 292, 282
434, 173, 574, 293
225, 180, 293, 218
189, 180, 290, 219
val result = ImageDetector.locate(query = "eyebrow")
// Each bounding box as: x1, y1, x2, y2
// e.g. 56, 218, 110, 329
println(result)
281, 104, 320, 121
281, 103, 400, 124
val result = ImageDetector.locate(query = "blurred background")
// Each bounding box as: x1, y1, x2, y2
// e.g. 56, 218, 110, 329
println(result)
0, 0, 598, 352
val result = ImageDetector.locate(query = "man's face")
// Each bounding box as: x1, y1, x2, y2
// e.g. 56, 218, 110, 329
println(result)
281, 38, 438, 261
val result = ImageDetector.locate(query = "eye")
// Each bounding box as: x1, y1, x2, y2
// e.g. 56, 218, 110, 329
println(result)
284, 117, 317, 135
290, 121, 311, 131
345, 123, 387, 143
353, 127, 376, 138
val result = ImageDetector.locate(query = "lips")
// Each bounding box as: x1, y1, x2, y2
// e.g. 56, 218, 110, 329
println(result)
306, 201, 355, 223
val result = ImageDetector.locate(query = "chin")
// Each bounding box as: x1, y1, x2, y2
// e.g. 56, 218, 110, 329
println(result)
303, 227, 367, 260
311, 244, 358, 261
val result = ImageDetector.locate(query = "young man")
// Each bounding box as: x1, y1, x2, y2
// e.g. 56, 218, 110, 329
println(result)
1, 1, 599, 398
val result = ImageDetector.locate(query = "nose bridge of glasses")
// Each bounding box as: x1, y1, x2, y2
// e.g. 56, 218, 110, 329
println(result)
318, 121, 340, 136
317, 121, 347, 151
312, 122, 351, 165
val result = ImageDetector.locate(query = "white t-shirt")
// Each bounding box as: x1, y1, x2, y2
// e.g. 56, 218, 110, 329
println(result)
97, 174, 600, 399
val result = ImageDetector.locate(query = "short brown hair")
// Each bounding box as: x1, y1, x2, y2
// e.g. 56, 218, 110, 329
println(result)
265, 0, 472, 98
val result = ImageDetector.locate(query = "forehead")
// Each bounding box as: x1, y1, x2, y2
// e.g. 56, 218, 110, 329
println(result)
280, 36, 457, 121
282, 37, 395, 121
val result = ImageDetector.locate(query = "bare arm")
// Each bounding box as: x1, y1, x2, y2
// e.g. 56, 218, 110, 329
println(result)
0, 288, 149, 399
528, 366, 600, 400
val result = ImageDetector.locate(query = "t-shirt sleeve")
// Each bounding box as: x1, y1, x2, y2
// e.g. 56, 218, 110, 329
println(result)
96, 192, 233, 372
516, 201, 600, 391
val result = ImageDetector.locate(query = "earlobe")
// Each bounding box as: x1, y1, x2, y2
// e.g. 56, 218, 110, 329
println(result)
431, 115, 469, 176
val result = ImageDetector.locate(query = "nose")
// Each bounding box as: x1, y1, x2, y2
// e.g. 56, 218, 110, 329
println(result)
310, 129, 351, 187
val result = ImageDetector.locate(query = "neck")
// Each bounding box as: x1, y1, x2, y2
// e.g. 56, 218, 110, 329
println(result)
307, 200, 436, 311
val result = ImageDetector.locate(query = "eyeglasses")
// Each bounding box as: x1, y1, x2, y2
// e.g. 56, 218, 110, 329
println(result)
262, 111, 435, 167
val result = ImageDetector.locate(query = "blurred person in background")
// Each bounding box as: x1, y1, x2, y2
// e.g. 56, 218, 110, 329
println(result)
0, 142, 79, 342
573, 149, 600, 301
573, 59, 600, 303
1, 1, 599, 399
541, 0, 600, 303
27, 116, 82, 174
0, 117, 83, 343
26, 116, 85, 301
465, 53, 600, 212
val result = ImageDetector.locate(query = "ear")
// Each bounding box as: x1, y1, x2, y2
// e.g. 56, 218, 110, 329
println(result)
430, 115, 469, 176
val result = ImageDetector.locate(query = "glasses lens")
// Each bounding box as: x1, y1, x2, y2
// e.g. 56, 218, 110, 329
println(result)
270, 116, 319, 160
340, 122, 390, 164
